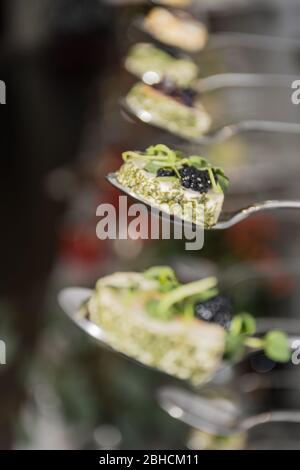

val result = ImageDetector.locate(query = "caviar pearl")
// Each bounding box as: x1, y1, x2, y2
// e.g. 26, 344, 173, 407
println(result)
194, 295, 233, 330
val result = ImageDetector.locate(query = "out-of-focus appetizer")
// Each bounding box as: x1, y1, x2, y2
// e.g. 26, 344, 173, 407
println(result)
155, 0, 192, 7
143, 7, 208, 52
187, 428, 246, 450
116, 144, 228, 227
85, 265, 290, 385
125, 43, 198, 87
125, 81, 211, 140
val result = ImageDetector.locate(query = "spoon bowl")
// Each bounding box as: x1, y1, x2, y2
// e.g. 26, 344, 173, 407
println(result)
121, 97, 300, 145
158, 386, 241, 436
58, 288, 107, 344
158, 385, 300, 436
58, 287, 300, 388
58, 287, 184, 380
106, 172, 205, 231
106, 171, 300, 230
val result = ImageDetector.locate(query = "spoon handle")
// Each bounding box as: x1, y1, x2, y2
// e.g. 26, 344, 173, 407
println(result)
242, 410, 300, 432
208, 33, 300, 52
256, 318, 300, 336
200, 121, 300, 145
193, 73, 297, 93
215, 200, 300, 229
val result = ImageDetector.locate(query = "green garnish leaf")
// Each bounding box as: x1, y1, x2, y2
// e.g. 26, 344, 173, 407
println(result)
225, 313, 257, 360
226, 313, 290, 364
207, 167, 218, 192
230, 313, 256, 336
144, 266, 179, 292
189, 288, 219, 304
263, 330, 290, 363
156, 277, 218, 318
145, 298, 176, 321
188, 155, 210, 169
213, 167, 229, 191
146, 144, 175, 157
183, 302, 194, 321
224, 334, 245, 361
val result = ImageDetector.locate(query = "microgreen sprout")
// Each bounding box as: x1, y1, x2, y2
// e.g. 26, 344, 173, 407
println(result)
122, 145, 229, 191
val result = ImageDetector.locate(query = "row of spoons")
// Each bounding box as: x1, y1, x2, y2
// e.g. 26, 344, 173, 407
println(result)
57, 1, 300, 448
105, 6, 300, 229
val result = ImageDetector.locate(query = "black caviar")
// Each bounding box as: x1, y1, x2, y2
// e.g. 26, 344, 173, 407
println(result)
179, 165, 212, 193
154, 80, 196, 108
194, 295, 233, 330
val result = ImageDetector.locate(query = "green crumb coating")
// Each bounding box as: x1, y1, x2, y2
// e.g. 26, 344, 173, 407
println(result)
125, 43, 198, 88
116, 161, 222, 228
126, 82, 211, 140
87, 272, 226, 385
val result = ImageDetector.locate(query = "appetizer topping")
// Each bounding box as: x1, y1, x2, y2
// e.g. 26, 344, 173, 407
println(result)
123, 144, 229, 193
179, 166, 213, 193
143, 267, 290, 363
156, 163, 217, 194
195, 295, 232, 330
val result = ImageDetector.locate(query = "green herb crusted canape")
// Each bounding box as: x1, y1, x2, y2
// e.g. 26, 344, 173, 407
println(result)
125, 82, 211, 140
125, 43, 199, 88
86, 266, 290, 385
116, 144, 228, 227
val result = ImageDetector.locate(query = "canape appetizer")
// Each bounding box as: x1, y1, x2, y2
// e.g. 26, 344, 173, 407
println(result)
156, 0, 191, 7
86, 266, 289, 385
125, 81, 211, 140
188, 429, 245, 450
143, 7, 208, 52
116, 144, 227, 227
125, 43, 198, 87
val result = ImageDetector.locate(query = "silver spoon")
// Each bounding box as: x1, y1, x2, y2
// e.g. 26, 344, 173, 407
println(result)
121, 99, 300, 145
158, 386, 300, 436
58, 287, 108, 347
106, 172, 300, 230
213, 200, 300, 230
58, 287, 300, 386
207, 32, 300, 53
193, 72, 298, 93
125, 49, 297, 93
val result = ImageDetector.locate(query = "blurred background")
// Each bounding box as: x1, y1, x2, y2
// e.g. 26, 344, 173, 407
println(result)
1, 0, 300, 449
